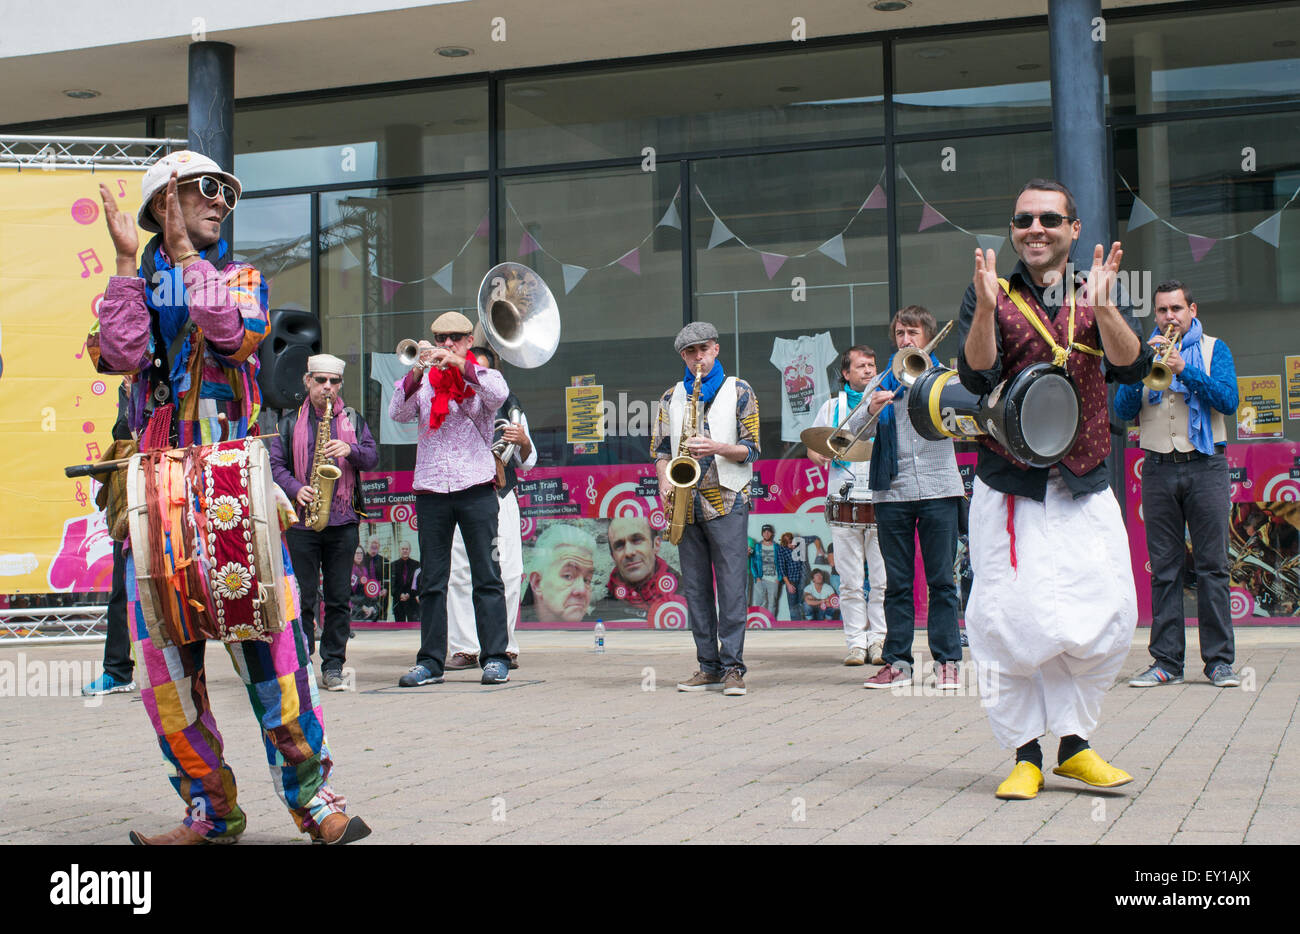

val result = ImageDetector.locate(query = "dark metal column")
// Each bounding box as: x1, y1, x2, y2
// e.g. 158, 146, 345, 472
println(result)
188, 41, 235, 242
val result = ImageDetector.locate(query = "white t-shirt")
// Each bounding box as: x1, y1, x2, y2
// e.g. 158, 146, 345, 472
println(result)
770, 331, 838, 442
812, 392, 873, 501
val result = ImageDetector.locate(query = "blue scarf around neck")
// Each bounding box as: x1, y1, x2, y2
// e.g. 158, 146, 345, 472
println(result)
683, 361, 726, 405
1147, 318, 1213, 455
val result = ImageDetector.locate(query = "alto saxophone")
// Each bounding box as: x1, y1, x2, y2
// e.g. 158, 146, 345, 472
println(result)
665, 366, 704, 546
304, 402, 343, 532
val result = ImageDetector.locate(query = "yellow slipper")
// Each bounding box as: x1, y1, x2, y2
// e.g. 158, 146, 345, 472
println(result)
1052, 749, 1133, 788
995, 761, 1045, 799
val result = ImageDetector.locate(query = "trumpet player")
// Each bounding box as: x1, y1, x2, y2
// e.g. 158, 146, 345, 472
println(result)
390, 313, 512, 687
269, 354, 378, 690
653, 323, 760, 697
1115, 280, 1240, 689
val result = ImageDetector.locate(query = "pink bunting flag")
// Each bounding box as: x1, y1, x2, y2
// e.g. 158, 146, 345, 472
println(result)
918, 203, 947, 232
340, 269, 351, 289
380, 277, 404, 302
1188, 234, 1217, 263
617, 249, 640, 274
862, 185, 887, 210
474, 214, 490, 238
760, 252, 787, 280
518, 231, 541, 256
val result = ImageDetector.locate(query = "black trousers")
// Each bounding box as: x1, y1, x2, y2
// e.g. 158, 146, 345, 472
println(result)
101, 539, 134, 682
415, 484, 508, 674
287, 522, 359, 673
393, 594, 420, 622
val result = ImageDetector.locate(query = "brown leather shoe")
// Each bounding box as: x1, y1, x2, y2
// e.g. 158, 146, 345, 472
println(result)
129, 824, 239, 846
446, 652, 478, 670
310, 813, 372, 845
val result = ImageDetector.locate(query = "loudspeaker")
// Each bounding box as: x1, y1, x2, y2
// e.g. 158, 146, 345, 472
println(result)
257, 308, 321, 410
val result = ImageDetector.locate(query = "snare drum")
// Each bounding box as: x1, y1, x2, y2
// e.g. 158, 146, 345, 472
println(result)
825, 496, 875, 529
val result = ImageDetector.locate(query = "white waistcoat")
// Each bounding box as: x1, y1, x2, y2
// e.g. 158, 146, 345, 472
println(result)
1137, 335, 1227, 452
669, 376, 753, 493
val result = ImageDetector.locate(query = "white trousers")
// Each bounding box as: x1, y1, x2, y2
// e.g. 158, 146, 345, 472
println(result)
448, 489, 522, 655
966, 475, 1137, 750
831, 522, 886, 649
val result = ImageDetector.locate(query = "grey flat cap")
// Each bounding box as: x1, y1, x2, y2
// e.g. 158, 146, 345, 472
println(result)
674, 321, 720, 353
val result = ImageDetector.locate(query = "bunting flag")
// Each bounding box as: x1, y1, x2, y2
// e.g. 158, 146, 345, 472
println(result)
760, 252, 787, 280
918, 203, 947, 232
816, 234, 847, 267
707, 217, 736, 249
474, 214, 490, 238
975, 234, 1006, 255
562, 264, 588, 294
617, 249, 640, 274
431, 261, 455, 295
1125, 196, 1158, 232
379, 277, 405, 302
1188, 234, 1217, 263
518, 231, 540, 256
1251, 212, 1282, 248
862, 184, 887, 211
658, 201, 681, 229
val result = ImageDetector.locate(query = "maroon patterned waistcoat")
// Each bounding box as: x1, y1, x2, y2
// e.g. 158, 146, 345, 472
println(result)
989, 282, 1109, 475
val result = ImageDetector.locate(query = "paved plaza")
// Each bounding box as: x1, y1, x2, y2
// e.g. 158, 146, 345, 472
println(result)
1, 627, 1296, 845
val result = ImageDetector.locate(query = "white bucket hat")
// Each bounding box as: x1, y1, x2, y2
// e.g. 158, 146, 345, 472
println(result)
138, 150, 243, 233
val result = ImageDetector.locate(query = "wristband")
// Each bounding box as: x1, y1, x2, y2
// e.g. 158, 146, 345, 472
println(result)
175, 250, 200, 263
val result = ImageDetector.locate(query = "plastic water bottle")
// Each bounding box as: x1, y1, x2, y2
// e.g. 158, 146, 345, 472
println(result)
593, 620, 605, 653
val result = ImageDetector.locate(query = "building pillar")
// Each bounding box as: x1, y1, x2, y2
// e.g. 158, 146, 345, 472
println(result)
188, 41, 235, 242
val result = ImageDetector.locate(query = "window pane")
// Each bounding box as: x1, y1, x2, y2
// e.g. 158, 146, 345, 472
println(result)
233, 194, 312, 315
894, 28, 1051, 135
692, 146, 889, 458
1107, 3, 1300, 115
2, 116, 148, 137
503, 46, 883, 167
502, 166, 685, 467
320, 181, 491, 469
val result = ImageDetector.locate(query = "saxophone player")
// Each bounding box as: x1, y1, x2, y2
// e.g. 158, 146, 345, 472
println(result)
269, 354, 379, 691
653, 323, 761, 697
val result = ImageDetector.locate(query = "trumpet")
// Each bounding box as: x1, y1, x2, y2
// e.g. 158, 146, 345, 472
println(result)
396, 338, 442, 370
1143, 322, 1180, 391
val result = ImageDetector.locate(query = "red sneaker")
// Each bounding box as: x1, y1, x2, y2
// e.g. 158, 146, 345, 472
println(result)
864, 664, 912, 690
936, 662, 960, 691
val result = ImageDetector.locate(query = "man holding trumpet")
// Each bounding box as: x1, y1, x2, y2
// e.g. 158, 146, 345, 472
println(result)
389, 313, 512, 687
1115, 280, 1240, 689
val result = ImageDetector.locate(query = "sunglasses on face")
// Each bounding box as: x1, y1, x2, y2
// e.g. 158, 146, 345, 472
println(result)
180, 175, 238, 210
433, 332, 471, 344
313, 376, 342, 385
1010, 212, 1076, 229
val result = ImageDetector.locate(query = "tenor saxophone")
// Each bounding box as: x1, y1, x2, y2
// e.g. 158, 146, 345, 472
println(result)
304, 402, 343, 532
665, 366, 704, 546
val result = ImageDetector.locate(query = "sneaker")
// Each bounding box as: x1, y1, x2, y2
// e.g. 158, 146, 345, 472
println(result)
506, 652, 519, 670
864, 664, 912, 690
960, 631, 969, 648
722, 668, 747, 696
676, 670, 724, 692
81, 673, 136, 696
844, 646, 867, 666
398, 664, 442, 687
446, 652, 478, 670
867, 641, 885, 665
322, 669, 347, 692
1208, 664, 1240, 688
936, 661, 960, 691
1128, 664, 1182, 688
481, 659, 510, 685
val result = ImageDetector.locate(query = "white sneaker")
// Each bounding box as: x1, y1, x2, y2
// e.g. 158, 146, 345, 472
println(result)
867, 642, 885, 665
844, 646, 867, 666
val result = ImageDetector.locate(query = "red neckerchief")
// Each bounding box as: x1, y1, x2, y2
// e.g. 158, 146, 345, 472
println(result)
426, 351, 478, 431
607, 557, 679, 606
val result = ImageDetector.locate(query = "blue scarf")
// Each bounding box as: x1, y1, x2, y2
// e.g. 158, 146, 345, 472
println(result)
683, 361, 726, 405
868, 350, 938, 492
1147, 318, 1213, 455
831, 384, 866, 469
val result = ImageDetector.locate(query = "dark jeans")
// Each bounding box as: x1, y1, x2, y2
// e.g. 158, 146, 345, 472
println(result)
678, 500, 749, 675
414, 484, 508, 674
393, 594, 420, 622
1143, 452, 1234, 676
102, 539, 134, 682
875, 496, 963, 667
287, 522, 359, 674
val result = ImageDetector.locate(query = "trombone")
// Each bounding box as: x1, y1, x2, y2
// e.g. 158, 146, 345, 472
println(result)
1143, 322, 1180, 391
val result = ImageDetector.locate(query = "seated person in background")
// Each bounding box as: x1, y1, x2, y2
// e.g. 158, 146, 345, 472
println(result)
803, 569, 837, 621
350, 547, 381, 622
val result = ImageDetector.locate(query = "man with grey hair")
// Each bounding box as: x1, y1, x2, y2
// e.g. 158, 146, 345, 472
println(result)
527, 524, 598, 623
653, 322, 761, 696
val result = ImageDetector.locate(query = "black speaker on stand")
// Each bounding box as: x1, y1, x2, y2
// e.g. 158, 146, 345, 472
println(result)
257, 308, 321, 413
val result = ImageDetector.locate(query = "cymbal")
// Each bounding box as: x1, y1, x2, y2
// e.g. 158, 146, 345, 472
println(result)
800, 426, 874, 463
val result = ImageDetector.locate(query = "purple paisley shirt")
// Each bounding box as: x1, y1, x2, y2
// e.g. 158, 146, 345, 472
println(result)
389, 363, 508, 493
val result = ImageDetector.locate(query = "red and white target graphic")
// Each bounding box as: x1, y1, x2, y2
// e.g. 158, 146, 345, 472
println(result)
1229, 586, 1254, 620
90, 379, 107, 396
745, 606, 774, 629
71, 198, 99, 225
1132, 455, 1145, 482
1259, 472, 1300, 502
519, 515, 536, 541
825, 594, 840, 609
91, 293, 104, 318
652, 599, 689, 630
364, 579, 381, 598
596, 480, 656, 520
613, 584, 630, 601
648, 509, 666, 531
390, 503, 417, 530
656, 574, 677, 596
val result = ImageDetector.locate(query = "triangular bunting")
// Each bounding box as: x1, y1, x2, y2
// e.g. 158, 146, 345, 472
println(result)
562, 264, 588, 294
474, 214, 490, 238
380, 277, 405, 302
617, 249, 640, 275
1126, 196, 1158, 232
1250, 212, 1282, 248
340, 268, 351, 289
338, 244, 362, 269
707, 217, 736, 249
518, 231, 540, 256
817, 234, 847, 267
431, 261, 455, 294
760, 252, 787, 280
918, 203, 947, 232
975, 234, 1006, 255
657, 201, 681, 229
862, 184, 887, 211
1188, 234, 1217, 263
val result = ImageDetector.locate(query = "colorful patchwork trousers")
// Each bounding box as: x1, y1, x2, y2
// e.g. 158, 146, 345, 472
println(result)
125, 545, 346, 839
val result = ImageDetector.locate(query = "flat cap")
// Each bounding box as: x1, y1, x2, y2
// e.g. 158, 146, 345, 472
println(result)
306, 354, 345, 376
674, 321, 720, 353
430, 311, 474, 335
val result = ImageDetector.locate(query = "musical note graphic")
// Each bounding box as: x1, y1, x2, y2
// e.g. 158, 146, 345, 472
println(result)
85, 441, 101, 462
74, 482, 88, 507
116, 179, 127, 198
586, 475, 598, 505
75, 396, 81, 407
77, 248, 102, 279
74, 339, 87, 359
804, 466, 824, 492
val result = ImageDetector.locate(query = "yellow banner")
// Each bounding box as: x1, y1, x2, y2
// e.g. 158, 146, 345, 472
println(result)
0, 168, 141, 594
1236, 374, 1283, 441
565, 379, 604, 445
1287, 355, 1300, 420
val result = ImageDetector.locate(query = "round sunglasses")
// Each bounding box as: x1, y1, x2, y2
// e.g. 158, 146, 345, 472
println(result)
180, 175, 239, 210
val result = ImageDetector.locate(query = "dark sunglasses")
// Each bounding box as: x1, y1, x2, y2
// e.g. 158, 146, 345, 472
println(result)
313, 376, 342, 385
433, 331, 471, 344
181, 175, 238, 210
1010, 212, 1076, 229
